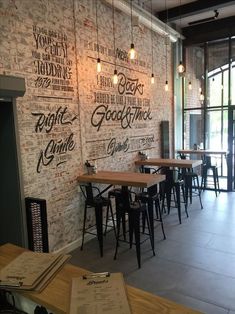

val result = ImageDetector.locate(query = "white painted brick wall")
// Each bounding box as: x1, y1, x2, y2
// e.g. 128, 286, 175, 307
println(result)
0, 0, 173, 251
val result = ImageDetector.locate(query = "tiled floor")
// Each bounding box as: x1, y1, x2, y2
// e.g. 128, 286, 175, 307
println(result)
70, 191, 235, 314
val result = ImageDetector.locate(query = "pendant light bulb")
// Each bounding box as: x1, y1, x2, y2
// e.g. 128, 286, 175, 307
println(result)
97, 58, 101, 73
112, 69, 118, 85
199, 92, 204, 102
199, 87, 202, 93
128, 43, 137, 60
177, 61, 185, 74
188, 81, 192, 90
151, 73, 155, 84
165, 80, 169, 91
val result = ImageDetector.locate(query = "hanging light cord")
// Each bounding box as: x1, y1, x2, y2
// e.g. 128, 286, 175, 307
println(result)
112, 0, 116, 69
130, 0, 133, 43
179, 0, 182, 30
95, 0, 99, 58
150, 0, 153, 74
165, 0, 168, 81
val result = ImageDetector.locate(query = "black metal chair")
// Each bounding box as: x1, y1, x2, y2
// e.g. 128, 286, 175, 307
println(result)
183, 172, 203, 209
137, 166, 166, 239
161, 168, 188, 224
179, 154, 203, 210
80, 184, 116, 257
201, 155, 220, 196
114, 189, 155, 268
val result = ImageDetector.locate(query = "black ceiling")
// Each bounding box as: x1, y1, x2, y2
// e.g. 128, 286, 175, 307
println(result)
155, 0, 235, 45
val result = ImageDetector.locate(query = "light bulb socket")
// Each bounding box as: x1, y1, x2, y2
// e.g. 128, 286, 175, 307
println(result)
97, 58, 101, 63
165, 80, 168, 85
130, 43, 134, 49
114, 69, 117, 75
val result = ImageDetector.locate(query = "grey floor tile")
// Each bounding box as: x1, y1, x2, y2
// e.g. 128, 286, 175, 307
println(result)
156, 238, 235, 278
176, 267, 235, 310
206, 234, 235, 255
157, 291, 229, 314
70, 191, 235, 313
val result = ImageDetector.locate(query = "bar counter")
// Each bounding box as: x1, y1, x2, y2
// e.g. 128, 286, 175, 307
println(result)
0, 243, 202, 314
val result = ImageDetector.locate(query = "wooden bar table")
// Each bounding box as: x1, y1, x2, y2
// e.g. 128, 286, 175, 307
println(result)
135, 158, 202, 169
77, 170, 166, 255
177, 149, 228, 156
0, 243, 202, 314
77, 170, 165, 187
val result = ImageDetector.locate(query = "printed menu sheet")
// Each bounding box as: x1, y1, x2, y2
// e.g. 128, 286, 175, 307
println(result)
69, 272, 132, 314
0, 251, 70, 291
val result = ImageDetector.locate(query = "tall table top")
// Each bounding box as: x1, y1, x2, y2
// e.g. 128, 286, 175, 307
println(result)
77, 170, 165, 188
0, 243, 202, 314
177, 149, 228, 155
135, 158, 202, 168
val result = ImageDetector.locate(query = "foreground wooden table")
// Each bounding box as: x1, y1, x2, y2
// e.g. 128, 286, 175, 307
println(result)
135, 158, 202, 169
0, 243, 202, 314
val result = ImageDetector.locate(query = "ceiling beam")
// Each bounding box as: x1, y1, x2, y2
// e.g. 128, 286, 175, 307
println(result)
183, 15, 235, 45
157, 0, 235, 22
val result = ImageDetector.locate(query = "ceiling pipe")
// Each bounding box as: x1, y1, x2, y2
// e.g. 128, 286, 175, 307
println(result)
103, 0, 182, 42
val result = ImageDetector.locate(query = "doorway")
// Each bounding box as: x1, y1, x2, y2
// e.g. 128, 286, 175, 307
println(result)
0, 100, 26, 246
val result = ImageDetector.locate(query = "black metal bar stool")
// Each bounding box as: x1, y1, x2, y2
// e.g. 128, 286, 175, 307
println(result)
184, 172, 203, 209
161, 168, 188, 224
80, 184, 116, 257
114, 188, 155, 269
201, 156, 220, 196
137, 166, 166, 239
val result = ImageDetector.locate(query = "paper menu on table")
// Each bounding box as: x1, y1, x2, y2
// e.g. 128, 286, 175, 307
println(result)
69, 272, 132, 314
0, 251, 70, 290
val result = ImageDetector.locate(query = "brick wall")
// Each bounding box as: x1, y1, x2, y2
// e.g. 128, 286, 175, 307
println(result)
0, 0, 173, 251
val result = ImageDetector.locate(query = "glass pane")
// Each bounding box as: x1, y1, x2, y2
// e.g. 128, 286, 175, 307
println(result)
231, 37, 235, 105
206, 109, 228, 177
184, 109, 204, 149
207, 40, 229, 107
185, 46, 204, 109
232, 65, 235, 105
208, 73, 222, 106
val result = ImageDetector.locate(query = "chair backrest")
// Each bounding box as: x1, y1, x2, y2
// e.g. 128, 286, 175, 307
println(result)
80, 184, 101, 206
140, 166, 163, 174
204, 155, 212, 167
139, 166, 163, 195
163, 168, 180, 185
114, 189, 128, 211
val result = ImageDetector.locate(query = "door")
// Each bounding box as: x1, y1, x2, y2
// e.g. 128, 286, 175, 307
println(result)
0, 100, 25, 246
